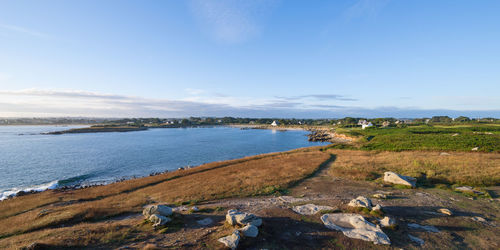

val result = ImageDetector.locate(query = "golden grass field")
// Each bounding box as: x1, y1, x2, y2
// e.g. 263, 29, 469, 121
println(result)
0, 146, 498, 248
327, 149, 500, 186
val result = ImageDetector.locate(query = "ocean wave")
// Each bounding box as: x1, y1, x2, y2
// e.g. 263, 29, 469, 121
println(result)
0, 180, 59, 201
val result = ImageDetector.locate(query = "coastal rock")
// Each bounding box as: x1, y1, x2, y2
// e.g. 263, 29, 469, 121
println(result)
455, 186, 484, 195
348, 196, 373, 209
437, 208, 453, 216
468, 216, 495, 226
173, 206, 189, 212
292, 204, 335, 215
408, 223, 440, 233
379, 216, 396, 228
372, 193, 387, 199
278, 196, 307, 203
372, 204, 383, 212
408, 234, 425, 246
383, 172, 416, 188
149, 214, 171, 227
321, 213, 391, 245
218, 230, 240, 250
226, 209, 262, 227
239, 224, 259, 237
143, 204, 173, 218
471, 147, 479, 151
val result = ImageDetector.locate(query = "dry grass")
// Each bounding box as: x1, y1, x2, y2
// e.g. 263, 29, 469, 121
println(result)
0, 147, 331, 248
2, 147, 499, 248
327, 149, 500, 186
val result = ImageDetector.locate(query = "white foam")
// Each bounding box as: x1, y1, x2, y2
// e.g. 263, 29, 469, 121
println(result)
0, 180, 59, 201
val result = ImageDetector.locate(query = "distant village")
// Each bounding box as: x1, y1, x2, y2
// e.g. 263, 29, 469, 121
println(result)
1, 116, 498, 128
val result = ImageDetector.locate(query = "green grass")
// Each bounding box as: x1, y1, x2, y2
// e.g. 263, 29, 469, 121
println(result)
336, 124, 500, 152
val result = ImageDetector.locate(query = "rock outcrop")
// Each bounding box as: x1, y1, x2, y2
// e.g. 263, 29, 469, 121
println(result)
437, 208, 453, 216
292, 204, 335, 215
226, 209, 262, 227
149, 214, 171, 227
455, 186, 484, 195
220, 210, 263, 248
218, 230, 240, 250
321, 213, 391, 245
239, 224, 259, 237
143, 204, 173, 218
348, 196, 373, 209
383, 172, 416, 188
379, 216, 396, 228
372, 193, 387, 199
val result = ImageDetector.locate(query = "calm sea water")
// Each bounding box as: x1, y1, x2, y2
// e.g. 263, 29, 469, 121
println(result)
0, 126, 327, 200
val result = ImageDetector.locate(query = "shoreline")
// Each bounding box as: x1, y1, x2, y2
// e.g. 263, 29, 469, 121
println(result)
0, 142, 329, 202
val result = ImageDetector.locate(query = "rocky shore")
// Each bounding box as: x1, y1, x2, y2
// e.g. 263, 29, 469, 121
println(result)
307, 129, 356, 143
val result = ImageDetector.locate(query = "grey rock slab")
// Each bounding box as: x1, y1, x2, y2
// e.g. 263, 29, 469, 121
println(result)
321, 213, 391, 245
239, 224, 259, 237
143, 204, 173, 218
383, 171, 416, 188
277, 196, 308, 203
455, 186, 484, 195
379, 216, 396, 228
348, 196, 373, 209
292, 204, 335, 215
218, 230, 240, 250
226, 209, 262, 227
148, 214, 171, 227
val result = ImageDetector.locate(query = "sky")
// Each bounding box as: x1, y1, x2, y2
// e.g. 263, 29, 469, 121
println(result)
0, 0, 499, 118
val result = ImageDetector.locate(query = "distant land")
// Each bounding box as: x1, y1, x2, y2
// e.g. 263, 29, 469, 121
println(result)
1, 116, 499, 126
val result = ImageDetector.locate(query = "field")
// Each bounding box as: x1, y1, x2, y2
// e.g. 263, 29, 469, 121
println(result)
327, 149, 500, 187
335, 124, 500, 152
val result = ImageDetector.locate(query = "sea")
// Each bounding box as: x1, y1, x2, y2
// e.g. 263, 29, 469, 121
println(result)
0, 125, 328, 200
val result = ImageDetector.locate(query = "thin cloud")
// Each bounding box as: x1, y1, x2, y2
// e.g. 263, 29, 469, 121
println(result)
309, 104, 345, 109
343, 0, 391, 21
188, 0, 278, 43
0, 89, 499, 118
0, 23, 50, 38
275, 94, 357, 101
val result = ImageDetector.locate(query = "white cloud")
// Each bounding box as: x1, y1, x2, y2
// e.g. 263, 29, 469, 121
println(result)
189, 0, 278, 43
0, 89, 498, 118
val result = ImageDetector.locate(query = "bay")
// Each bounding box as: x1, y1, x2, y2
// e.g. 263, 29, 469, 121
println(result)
0, 126, 327, 200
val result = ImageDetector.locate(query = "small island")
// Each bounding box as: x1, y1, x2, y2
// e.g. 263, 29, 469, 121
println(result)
46, 125, 149, 134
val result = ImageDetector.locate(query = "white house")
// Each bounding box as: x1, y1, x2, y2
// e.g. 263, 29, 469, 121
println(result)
362, 122, 373, 129
271, 120, 279, 126
358, 120, 373, 129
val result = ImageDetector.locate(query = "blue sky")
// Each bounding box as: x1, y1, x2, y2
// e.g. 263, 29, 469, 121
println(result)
0, 0, 499, 118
